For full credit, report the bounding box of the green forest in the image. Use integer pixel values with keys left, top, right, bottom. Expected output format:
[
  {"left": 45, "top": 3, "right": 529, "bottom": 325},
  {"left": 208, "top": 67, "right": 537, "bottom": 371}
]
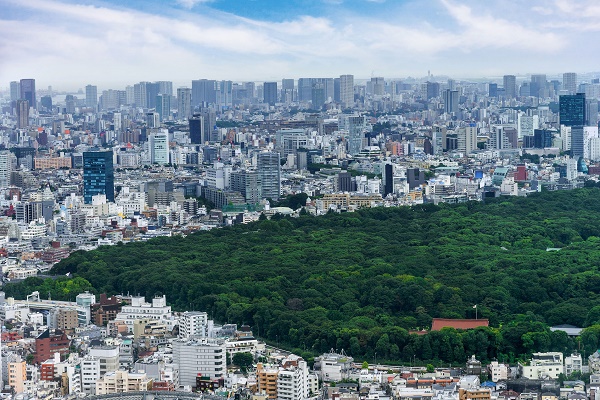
[{"left": 8, "top": 188, "right": 600, "bottom": 365}]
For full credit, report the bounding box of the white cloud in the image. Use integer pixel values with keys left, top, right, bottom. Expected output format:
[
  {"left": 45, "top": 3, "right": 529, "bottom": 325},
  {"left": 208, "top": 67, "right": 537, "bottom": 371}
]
[
  {"left": 176, "top": 0, "right": 212, "bottom": 9},
  {"left": 0, "top": 0, "right": 595, "bottom": 90}
]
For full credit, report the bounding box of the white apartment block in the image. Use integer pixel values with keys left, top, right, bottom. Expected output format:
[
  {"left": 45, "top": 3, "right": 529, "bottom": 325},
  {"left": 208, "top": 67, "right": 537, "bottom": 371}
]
[
  {"left": 88, "top": 346, "right": 119, "bottom": 376},
  {"left": 277, "top": 358, "right": 309, "bottom": 400},
  {"left": 80, "top": 356, "right": 100, "bottom": 395},
  {"left": 178, "top": 311, "right": 213, "bottom": 339}
]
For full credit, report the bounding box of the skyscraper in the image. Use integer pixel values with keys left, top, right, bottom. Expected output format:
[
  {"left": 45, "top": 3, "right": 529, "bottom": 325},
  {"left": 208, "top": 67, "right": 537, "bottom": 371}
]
[
  {"left": 370, "top": 77, "right": 385, "bottom": 96},
  {"left": 155, "top": 94, "right": 171, "bottom": 122},
  {"left": 192, "top": 79, "right": 218, "bottom": 108},
  {"left": 281, "top": 79, "right": 294, "bottom": 103},
  {"left": 530, "top": 74, "right": 547, "bottom": 98},
  {"left": 560, "top": 94, "right": 586, "bottom": 127},
  {"left": 189, "top": 109, "right": 216, "bottom": 144},
  {"left": 149, "top": 129, "right": 169, "bottom": 165},
  {"left": 146, "top": 112, "right": 160, "bottom": 128},
  {"left": 85, "top": 85, "right": 98, "bottom": 109},
  {"left": 83, "top": 151, "right": 114, "bottom": 204},
  {"left": 177, "top": 88, "right": 192, "bottom": 120},
  {"left": 156, "top": 81, "right": 173, "bottom": 96},
  {"left": 258, "top": 152, "right": 281, "bottom": 201},
  {"left": 263, "top": 82, "right": 278, "bottom": 106},
  {"left": 20, "top": 79, "right": 36, "bottom": 109},
  {"left": 503, "top": 75, "right": 516, "bottom": 98},
  {"left": 586, "top": 99, "right": 599, "bottom": 127},
  {"left": 16, "top": 100, "right": 29, "bottom": 129},
  {"left": 426, "top": 82, "right": 440, "bottom": 99},
  {"left": 311, "top": 83, "right": 326, "bottom": 109},
  {"left": 10, "top": 81, "right": 20, "bottom": 102},
  {"left": 563, "top": 73, "right": 577, "bottom": 95},
  {"left": 134, "top": 82, "right": 148, "bottom": 108},
  {"left": 443, "top": 89, "right": 459, "bottom": 114},
  {"left": 341, "top": 115, "right": 367, "bottom": 156},
  {"left": 457, "top": 124, "right": 477, "bottom": 154},
  {"left": 340, "top": 75, "right": 354, "bottom": 108}
]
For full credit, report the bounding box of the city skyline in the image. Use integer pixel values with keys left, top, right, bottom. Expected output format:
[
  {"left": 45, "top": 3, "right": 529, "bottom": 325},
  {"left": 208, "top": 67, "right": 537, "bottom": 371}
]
[{"left": 2, "top": 0, "right": 600, "bottom": 90}]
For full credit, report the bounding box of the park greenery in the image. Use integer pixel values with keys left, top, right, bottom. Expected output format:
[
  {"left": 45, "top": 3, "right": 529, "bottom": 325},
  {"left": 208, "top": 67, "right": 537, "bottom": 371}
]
[{"left": 8, "top": 189, "right": 600, "bottom": 365}]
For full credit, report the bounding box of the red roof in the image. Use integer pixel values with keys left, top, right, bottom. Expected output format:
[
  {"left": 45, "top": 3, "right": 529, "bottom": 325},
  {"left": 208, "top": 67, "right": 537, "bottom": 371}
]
[{"left": 431, "top": 318, "right": 489, "bottom": 331}]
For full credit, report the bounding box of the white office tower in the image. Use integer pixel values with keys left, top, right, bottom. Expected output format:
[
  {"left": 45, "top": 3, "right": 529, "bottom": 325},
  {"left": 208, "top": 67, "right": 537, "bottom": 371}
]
[
  {"left": 518, "top": 114, "right": 539, "bottom": 138},
  {"left": 149, "top": 129, "right": 169, "bottom": 165},
  {"left": 179, "top": 311, "right": 214, "bottom": 339},
  {"left": 0, "top": 151, "right": 11, "bottom": 188},
  {"left": 172, "top": 338, "right": 226, "bottom": 386},
  {"left": 457, "top": 124, "right": 478, "bottom": 154},
  {"left": 340, "top": 75, "right": 354, "bottom": 108},
  {"left": 277, "top": 356, "right": 309, "bottom": 400}
]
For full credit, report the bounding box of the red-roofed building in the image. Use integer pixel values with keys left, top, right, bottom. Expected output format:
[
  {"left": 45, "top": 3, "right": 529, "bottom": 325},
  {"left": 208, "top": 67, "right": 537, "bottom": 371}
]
[{"left": 431, "top": 319, "right": 489, "bottom": 331}]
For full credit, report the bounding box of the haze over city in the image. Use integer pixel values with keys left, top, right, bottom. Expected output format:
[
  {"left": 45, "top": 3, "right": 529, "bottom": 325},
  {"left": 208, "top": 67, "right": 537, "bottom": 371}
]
[{"left": 2, "top": 0, "right": 600, "bottom": 90}]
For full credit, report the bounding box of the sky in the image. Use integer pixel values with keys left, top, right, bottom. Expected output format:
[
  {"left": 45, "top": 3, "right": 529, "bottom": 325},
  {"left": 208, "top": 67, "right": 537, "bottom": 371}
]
[{"left": 1, "top": 0, "right": 599, "bottom": 91}]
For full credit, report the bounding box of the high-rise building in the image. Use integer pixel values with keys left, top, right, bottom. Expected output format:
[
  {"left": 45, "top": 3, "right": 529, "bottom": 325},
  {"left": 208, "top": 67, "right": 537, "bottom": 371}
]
[
  {"left": 503, "top": 75, "right": 516, "bottom": 98},
  {"left": 145, "top": 82, "right": 160, "bottom": 109},
  {"left": 83, "top": 151, "right": 114, "bottom": 203},
  {"left": 563, "top": 73, "right": 577, "bottom": 95},
  {"left": 560, "top": 93, "right": 586, "bottom": 127},
  {"left": 488, "top": 83, "right": 498, "bottom": 97},
  {"left": 281, "top": 79, "right": 294, "bottom": 103},
  {"left": 192, "top": 79, "right": 218, "bottom": 108},
  {"left": 311, "top": 83, "right": 326, "bottom": 108},
  {"left": 0, "top": 151, "right": 12, "bottom": 187},
  {"left": 258, "top": 152, "right": 281, "bottom": 201},
  {"left": 16, "top": 100, "right": 29, "bottom": 129},
  {"left": 133, "top": 82, "right": 148, "bottom": 108},
  {"left": 586, "top": 99, "right": 599, "bottom": 127},
  {"left": 220, "top": 80, "right": 233, "bottom": 107},
  {"left": 156, "top": 81, "right": 173, "bottom": 96},
  {"left": 85, "top": 85, "right": 98, "bottom": 109},
  {"left": 533, "top": 129, "right": 553, "bottom": 148},
  {"left": 40, "top": 96, "right": 52, "bottom": 112},
  {"left": 340, "top": 74, "right": 354, "bottom": 108},
  {"left": 146, "top": 112, "right": 160, "bottom": 128},
  {"left": 155, "top": 94, "right": 171, "bottom": 122},
  {"left": 457, "top": 124, "right": 477, "bottom": 154},
  {"left": 149, "top": 129, "right": 169, "bottom": 165},
  {"left": 172, "top": 338, "right": 226, "bottom": 385},
  {"left": 443, "top": 89, "right": 459, "bottom": 114},
  {"left": 20, "top": 79, "right": 36, "bottom": 109},
  {"left": 530, "top": 74, "right": 547, "bottom": 98},
  {"left": 189, "top": 109, "right": 216, "bottom": 144},
  {"left": 370, "top": 77, "right": 385, "bottom": 96},
  {"left": 571, "top": 126, "right": 585, "bottom": 158},
  {"left": 383, "top": 163, "right": 393, "bottom": 196},
  {"left": 263, "top": 82, "right": 278, "bottom": 106},
  {"left": 10, "top": 81, "right": 20, "bottom": 102},
  {"left": 177, "top": 88, "right": 192, "bottom": 120},
  {"left": 341, "top": 115, "right": 367, "bottom": 155},
  {"left": 426, "top": 82, "right": 440, "bottom": 99}
]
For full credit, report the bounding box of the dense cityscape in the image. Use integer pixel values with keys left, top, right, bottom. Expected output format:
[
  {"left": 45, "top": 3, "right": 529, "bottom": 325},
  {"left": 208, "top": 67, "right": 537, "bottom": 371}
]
[{"left": 0, "top": 70, "right": 598, "bottom": 400}]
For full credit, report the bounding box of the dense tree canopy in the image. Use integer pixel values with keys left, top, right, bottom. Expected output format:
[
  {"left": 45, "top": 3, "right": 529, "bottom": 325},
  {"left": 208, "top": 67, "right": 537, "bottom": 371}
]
[{"left": 8, "top": 188, "right": 600, "bottom": 364}]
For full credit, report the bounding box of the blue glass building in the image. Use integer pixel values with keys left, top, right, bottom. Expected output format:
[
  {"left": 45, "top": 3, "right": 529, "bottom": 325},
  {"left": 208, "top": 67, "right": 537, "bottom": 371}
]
[{"left": 83, "top": 151, "right": 114, "bottom": 204}]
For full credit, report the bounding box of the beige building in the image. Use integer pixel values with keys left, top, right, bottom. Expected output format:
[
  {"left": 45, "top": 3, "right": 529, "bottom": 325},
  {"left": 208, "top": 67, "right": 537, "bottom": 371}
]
[
  {"left": 34, "top": 157, "right": 72, "bottom": 170},
  {"left": 459, "top": 388, "right": 491, "bottom": 400},
  {"left": 320, "top": 193, "right": 382, "bottom": 210},
  {"left": 96, "top": 370, "right": 152, "bottom": 394},
  {"left": 8, "top": 360, "right": 27, "bottom": 393},
  {"left": 257, "top": 363, "right": 279, "bottom": 399}
]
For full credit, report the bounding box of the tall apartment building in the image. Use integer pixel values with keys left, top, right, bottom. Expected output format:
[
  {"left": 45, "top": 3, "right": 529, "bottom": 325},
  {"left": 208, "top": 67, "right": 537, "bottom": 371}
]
[
  {"left": 85, "top": 84, "right": 98, "bottom": 109},
  {"left": 340, "top": 74, "right": 354, "bottom": 108},
  {"left": 563, "top": 73, "right": 577, "bottom": 95},
  {"left": 503, "top": 75, "right": 516, "bottom": 98},
  {"left": 179, "top": 311, "right": 214, "bottom": 339},
  {"left": 258, "top": 152, "right": 281, "bottom": 201}
]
